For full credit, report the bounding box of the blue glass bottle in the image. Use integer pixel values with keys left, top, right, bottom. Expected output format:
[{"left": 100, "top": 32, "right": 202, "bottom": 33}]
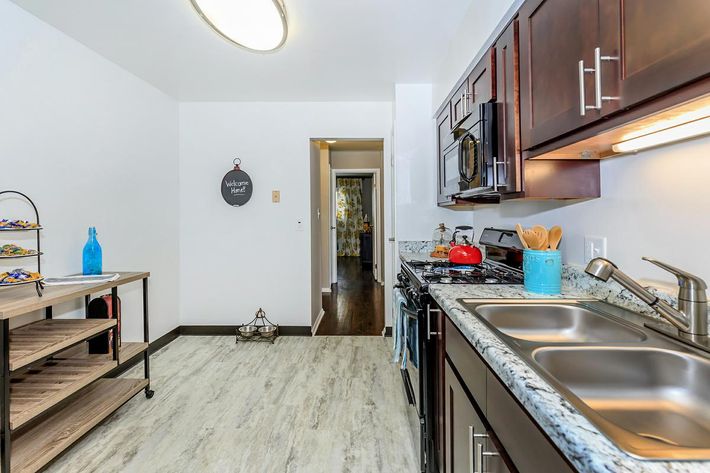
[{"left": 82, "top": 227, "right": 103, "bottom": 275}]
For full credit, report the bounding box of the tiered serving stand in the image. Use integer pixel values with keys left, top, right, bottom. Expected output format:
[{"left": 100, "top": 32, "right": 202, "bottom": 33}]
[{"left": 0, "top": 191, "right": 44, "bottom": 297}]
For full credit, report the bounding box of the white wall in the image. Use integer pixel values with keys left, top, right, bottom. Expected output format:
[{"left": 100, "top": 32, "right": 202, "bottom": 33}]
[
  {"left": 178, "top": 102, "right": 393, "bottom": 327},
  {"left": 472, "top": 135, "right": 710, "bottom": 284},
  {"left": 394, "top": 84, "right": 473, "bottom": 241},
  {"left": 432, "top": 0, "right": 516, "bottom": 109},
  {"left": 0, "top": 0, "right": 180, "bottom": 341}
]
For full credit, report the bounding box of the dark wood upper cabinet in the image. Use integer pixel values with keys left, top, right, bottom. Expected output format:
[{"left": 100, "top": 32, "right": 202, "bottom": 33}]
[
  {"left": 467, "top": 48, "right": 496, "bottom": 114},
  {"left": 437, "top": 105, "right": 460, "bottom": 205},
  {"left": 519, "top": 0, "right": 601, "bottom": 149},
  {"left": 494, "top": 19, "right": 521, "bottom": 194},
  {"left": 519, "top": 0, "right": 710, "bottom": 151},
  {"left": 602, "top": 0, "right": 710, "bottom": 109}
]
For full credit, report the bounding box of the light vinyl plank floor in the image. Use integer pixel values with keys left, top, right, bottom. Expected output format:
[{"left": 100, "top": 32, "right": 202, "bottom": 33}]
[{"left": 45, "top": 336, "right": 419, "bottom": 473}]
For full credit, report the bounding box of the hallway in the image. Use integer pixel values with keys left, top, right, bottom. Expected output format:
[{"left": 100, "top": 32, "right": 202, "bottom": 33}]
[{"left": 317, "top": 257, "right": 384, "bottom": 335}]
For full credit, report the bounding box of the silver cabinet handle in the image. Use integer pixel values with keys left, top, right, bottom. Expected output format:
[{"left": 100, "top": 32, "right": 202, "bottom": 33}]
[
  {"left": 472, "top": 432, "right": 488, "bottom": 473},
  {"left": 475, "top": 441, "right": 484, "bottom": 473},
  {"left": 492, "top": 160, "right": 506, "bottom": 192},
  {"left": 469, "top": 426, "right": 475, "bottom": 473},
  {"left": 427, "top": 305, "right": 441, "bottom": 340},
  {"left": 593, "top": 47, "right": 620, "bottom": 109},
  {"left": 578, "top": 59, "right": 596, "bottom": 116},
  {"left": 461, "top": 91, "right": 473, "bottom": 117},
  {"left": 473, "top": 433, "right": 497, "bottom": 473},
  {"left": 580, "top": 48, "right": 619, "bottom": 116}
]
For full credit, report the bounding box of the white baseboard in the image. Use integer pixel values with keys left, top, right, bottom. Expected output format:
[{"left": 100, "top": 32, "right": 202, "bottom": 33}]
[
  {"left": 321, "top": 287, "right": 331, "bottom": 293},
  {"left": 312, "top": 308, "right": 325, "bottom": 336}
]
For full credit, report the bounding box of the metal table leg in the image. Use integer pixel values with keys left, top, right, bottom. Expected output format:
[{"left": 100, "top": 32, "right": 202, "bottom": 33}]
[
  {"left": 142, "top": 278, "right": 154, "bottom": 399},
  {"left": 1, "top": 319, "right": 10, "bottom": 473},
  {"left": 111, "top": 287, "right": 119, "bottom": 363}
]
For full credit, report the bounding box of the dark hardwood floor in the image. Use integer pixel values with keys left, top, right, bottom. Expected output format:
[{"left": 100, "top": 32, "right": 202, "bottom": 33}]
[{"left": 317, "top": 256, "right": 384, "bottom": 336}]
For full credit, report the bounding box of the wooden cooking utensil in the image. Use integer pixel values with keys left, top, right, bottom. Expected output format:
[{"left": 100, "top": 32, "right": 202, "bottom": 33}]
[
  {"left": 522, "top": 229, "right": 542, "bottom": 250},
  {"left": 548, "top": 225, "right": 563, "bottom": 251},
  {"left": 516, "top": 224, "right": 529, "bottom": 249},
  {"left": 532, "top": 225, "right": 549, "bottom": 250}
]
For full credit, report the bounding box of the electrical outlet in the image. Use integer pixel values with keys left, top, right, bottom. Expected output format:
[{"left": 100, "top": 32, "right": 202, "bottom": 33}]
[
  {"left": 584, "top": 236, "right": 607, "bottom": 263},
  {"left": 272, "top": 190, "right": 280, "bottom": 203},
  {"left": 296, "top": 220, "right": 304, "bottom": 232}
]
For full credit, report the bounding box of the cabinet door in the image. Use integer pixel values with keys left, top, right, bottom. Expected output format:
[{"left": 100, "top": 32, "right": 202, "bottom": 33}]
[
  {"left": 519, "top": 0, "right": 600, "bottom": 149},
  {"left": 437, "top": 106, "right": 458, "bottom": 204},
  {"left": 601, "top": 0, "right": 710, "bottom": 109},
  {"left": 444, "top": 359, "right": 486, "bottom": 473},
  {"left": 494, "top": 19, "right": 521, "bottom": 194},
  {"left": 468, "top": 49, "right": 496, "bottom": 110}
]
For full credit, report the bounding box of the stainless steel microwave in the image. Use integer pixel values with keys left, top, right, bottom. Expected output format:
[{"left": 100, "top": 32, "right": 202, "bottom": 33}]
[{"left": 454, "top": 102, "right": 498, "bottom": 198}]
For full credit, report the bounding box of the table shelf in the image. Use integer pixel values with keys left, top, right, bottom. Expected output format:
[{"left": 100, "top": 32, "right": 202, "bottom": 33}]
[
  {"left": 9, "top": 319, "right": 117, "bottom": 372},
  {"left": 11, "top": 378, "right": 148, "bottom": 473},
  {"left": 10, "top": 356, "right": 118, "bottom": 430}
]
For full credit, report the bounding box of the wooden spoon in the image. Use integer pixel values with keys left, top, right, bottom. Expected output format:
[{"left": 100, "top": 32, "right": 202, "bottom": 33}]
[
  {"left": 532, "top": 225, "right": 549, "bottom": 250},
  {"left": 548, "top": 225, "right": 563, "bottom": 250},
  {"left": 516, "top": 223, "right": 529, "bottom": 249},
  {"left": 522, "top": 229, "right": 541, "bottom": 250}
]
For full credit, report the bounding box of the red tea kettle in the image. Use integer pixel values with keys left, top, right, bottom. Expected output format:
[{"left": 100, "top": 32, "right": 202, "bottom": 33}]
[{"left": 449, "top": 226, "right": 483, "bottom": 264}]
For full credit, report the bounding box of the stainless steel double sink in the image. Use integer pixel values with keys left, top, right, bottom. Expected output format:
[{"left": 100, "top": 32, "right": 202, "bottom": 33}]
[{"left": 459, "top": 299, "right": 710, "bottom": 460}]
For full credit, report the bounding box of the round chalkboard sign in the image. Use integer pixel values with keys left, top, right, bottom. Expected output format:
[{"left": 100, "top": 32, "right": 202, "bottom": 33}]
[{"left": 221, "top": 158, "right": 253, "bottom": 207}]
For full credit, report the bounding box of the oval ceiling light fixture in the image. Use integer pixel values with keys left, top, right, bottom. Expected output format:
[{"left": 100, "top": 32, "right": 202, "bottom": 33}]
[{"left": 190, "top": 0, "right": 288, "bottom": 52}]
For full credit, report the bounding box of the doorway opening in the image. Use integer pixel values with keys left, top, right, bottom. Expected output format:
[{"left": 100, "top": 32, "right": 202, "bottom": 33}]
[{"left": 309, "top": 139, "right": 385, "bottom": 336}]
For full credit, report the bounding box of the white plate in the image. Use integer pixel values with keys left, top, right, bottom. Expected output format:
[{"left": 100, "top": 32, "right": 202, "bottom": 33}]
[
  {"left": 0, "top": 250, "right": 41, "bottom": 259},
  {"left": 0, "top": 225, "right": 43, "bottom": 231},
  {"left": 0, "top": 277, "right": 44, "bottom": 287}
]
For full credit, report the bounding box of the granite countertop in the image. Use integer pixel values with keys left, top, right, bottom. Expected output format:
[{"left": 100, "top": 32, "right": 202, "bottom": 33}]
[{"left": 396, "top": 247, "right": 709, "bottom": 472}]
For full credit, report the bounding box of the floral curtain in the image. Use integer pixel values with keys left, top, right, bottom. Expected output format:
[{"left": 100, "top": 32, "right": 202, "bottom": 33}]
[{"left": 336, "top": 178, "right": 364, "bottom": 257}]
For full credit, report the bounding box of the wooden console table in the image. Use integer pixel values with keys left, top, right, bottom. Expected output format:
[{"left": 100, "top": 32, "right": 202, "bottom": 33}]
[{"left": 0, "top": 272, "right": 152, "bottom": 473}]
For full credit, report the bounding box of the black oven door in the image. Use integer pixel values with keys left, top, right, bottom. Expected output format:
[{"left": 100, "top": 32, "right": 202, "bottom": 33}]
[{"left": 397, "top": 286, "right": 428, "bottom": 473}]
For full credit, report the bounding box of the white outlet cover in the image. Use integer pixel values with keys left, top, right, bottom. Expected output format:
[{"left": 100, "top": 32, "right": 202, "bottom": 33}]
[
  {"left": 584, "top": 236, "right": 607, "bottom": 263},
  {"left": 296, "top": 220, "right": 305, "bottom": 232}
]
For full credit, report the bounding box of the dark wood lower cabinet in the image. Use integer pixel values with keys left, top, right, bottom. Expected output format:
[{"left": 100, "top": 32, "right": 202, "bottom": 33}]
[
  {"left": 445, "top": 359, "right": 488, "bottom": 473},
  {"left": 445, "top": 359, "right": 512, "bottom": 473},
  {"left": 442, "top": 316, "right": 577, "bottom": 473}
]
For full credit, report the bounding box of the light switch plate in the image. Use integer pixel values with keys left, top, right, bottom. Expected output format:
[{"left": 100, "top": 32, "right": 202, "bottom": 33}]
[
  {"left": 584, "top": 236, "right": 607, "bottom": 263},
  {"left": 272, "top": 190, "right": 280, "bottom": 203},
  {"left": 296, "top": 220, "right": 304, "bottom": 232}
]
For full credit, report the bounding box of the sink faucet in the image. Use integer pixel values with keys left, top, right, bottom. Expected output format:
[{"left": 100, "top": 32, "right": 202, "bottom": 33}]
[{"left": 585, "top": 257, "right": 708, "bottom": 336}]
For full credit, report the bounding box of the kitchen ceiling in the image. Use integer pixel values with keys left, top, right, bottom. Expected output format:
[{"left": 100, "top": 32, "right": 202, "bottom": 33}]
[{"left": 11, "top": 0, "right": 473, "bottom": 101}]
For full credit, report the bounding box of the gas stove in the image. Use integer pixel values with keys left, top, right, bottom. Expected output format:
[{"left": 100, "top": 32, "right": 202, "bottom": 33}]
[
  {"left": 406, "top": 260, "right": 523, "bottom": 286},
  {"left": 398, "top": 228, "right": 525, "bottom": 292},
  {"left": 395, "top": 227, "right": 525, "bottom": 473}
]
